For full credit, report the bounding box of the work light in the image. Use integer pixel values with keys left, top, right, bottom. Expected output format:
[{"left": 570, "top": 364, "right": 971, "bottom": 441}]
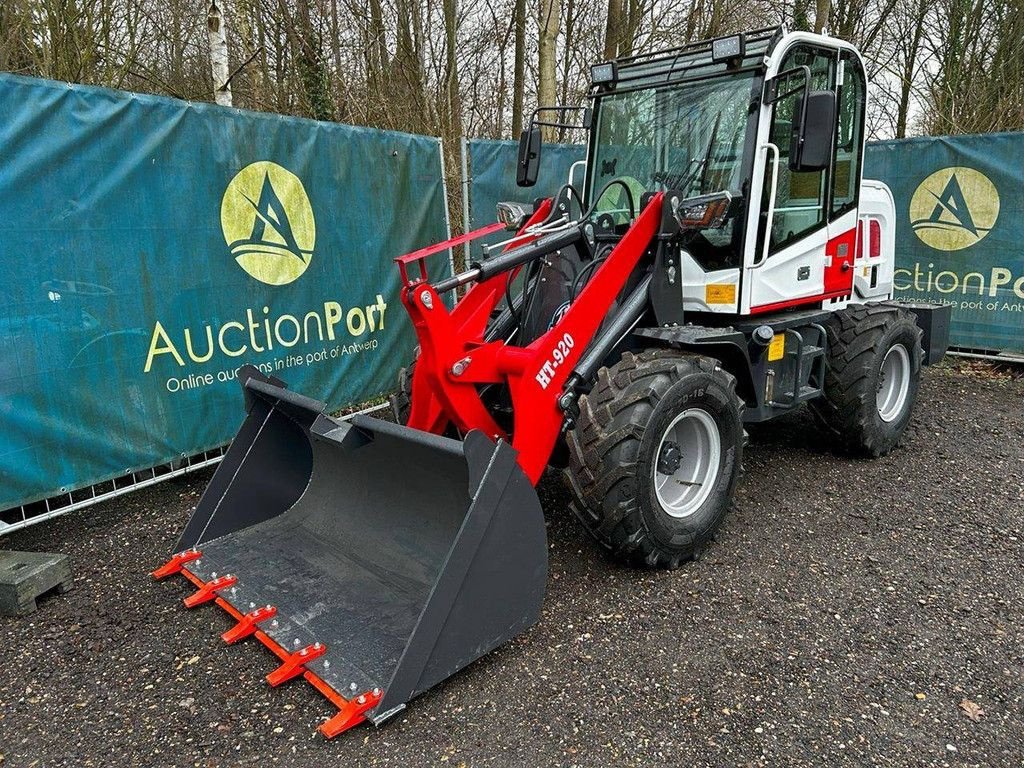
[
  {"left": 590, "top": 61, "right": 618, "bottom": 86},
  {"left": 712, "top": 34, "right": 745, "bottom": 63}
]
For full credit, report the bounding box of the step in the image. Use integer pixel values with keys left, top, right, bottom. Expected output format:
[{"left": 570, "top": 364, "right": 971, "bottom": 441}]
[{"left": 796, "top": 384, "right": 822, "bottom": 402}]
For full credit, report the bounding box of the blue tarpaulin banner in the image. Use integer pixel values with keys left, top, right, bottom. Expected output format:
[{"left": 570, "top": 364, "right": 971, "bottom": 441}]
[
  {"left": 863, "top": 133, "right": 1024, "bottom": 355},
  {"left": 467, "top": 135, "right": 1024, "bottom": 355},
  {"left": 465, "top": 139, "right": 585, "bottom": 260},
  {"left": 0, "top": 73, "right": 450, "bottom": 512}
]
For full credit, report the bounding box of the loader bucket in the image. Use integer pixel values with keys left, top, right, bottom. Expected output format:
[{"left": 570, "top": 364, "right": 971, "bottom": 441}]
[{"left": 155, "top": 366, "right": 547, "bottom": 737}]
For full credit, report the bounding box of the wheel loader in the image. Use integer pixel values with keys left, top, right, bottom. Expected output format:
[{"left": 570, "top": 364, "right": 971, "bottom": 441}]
[{"left": 153, "top": 26, "right": 950, "bottom": 738}]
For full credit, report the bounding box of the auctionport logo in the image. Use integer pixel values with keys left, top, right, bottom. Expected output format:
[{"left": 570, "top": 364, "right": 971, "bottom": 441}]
[
  {"left": 909, "top": 166, "right": 999, "bottom": 251},
  {"left": 221, "top": 161, "right": 316, "bottom": 285}
]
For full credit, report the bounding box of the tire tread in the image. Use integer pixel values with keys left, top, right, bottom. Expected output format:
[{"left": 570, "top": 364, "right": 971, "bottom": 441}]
[
  {"left": 810, "top": 304, "right": 923, "bottom": 457},
  {"left": 564, "top": 349, "right": 741, "bottom": 569}
]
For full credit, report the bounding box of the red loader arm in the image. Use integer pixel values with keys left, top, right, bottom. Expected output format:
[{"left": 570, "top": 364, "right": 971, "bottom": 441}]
[{"left": 395, "top": 193, "right": 665, "bottom": 485}]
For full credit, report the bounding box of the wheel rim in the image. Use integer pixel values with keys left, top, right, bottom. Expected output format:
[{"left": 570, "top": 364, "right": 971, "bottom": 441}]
[
  {"left": 653, "top": 408, "right": 722, "bottom": 519},
  {"left": 876, "top": 343, "right": 911, "bottom": 423}
]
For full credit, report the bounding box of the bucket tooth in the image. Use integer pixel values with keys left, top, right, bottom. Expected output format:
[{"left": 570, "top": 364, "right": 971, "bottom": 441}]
[
  {"left": 151, "top": 548, "right": 201, "bottom": 580},
  {"left": 222, "top": 604, "right": 277, "bottom": 644},
  {"left": 182, "top": 574, "right": 237, "bottom": 608},
  {"left": 320, "top": 688, "right": 384, "bottom": 739},
  {"left": 267, "top": 642, "right": 327, "bottom": 687}
]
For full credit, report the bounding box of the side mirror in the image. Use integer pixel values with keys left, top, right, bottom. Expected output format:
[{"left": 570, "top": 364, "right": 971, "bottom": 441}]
[
  {"left": 789, "top": 90, "right": 836, "bottom": 172},
  {"left": 516, "top": 127, "right": 541, "bottom": 187}
]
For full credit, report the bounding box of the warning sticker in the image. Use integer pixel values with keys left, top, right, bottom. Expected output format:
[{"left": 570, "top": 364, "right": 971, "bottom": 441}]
[
  {"left": 768, "top": 333, "right": 785, "bottom": 362},
  {"left": 705, "top": 283, "right": 736, "bottom": 304}
]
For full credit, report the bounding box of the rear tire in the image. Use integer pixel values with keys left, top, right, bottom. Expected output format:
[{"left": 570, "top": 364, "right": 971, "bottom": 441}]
[
  {"left": 811, "top": 305, "right": 923, "bottom": 457},
  {"left": 564, "top": 349, "right": 743, "bottom": 569}
]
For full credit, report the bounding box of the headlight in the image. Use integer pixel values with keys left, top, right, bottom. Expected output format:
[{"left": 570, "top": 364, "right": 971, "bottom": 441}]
[
  {"left": 496, "top": 201, "right": 531, "bottom": 231},
  {"left": 671, "top": 191, "right": 733, "bottom": 230}
]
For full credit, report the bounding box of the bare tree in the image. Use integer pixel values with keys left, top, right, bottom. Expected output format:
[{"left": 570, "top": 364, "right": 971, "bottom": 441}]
[
  {"left": 537, "top": 0, "right": 559, "bottom": 139},
  {"left": 2, "top": 0, "right": 1019, "bottom": 155},
  {"left": 511, "top": 0, "right": 527, "bottom": 137}
]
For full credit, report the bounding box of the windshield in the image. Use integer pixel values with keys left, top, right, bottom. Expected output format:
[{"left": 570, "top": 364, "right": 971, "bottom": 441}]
[{"left": 588, "top": 72, "right": 755, "bottom": 221}]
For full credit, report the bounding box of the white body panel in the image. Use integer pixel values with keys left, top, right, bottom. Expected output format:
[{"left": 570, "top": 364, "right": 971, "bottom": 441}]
[
  {"left": 680, "top": 252, "right": 740, "bottom": 313},
  {"left": 747, "top": 225, "right": 828, "bottom": 309},
  {"left": 854, "top": 180, "right": 896, "bottom": 301}
]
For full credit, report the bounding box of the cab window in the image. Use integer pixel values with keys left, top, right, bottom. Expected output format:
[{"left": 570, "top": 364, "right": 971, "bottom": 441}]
[
  {"left": 831, "top": 51, "right": 865, "bottom": 216},
  {"left": 763, "top": 46, "right": 836, "bottom": 253}
]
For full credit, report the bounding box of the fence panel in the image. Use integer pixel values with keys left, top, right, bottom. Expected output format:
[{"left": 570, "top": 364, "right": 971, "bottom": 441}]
[
  {"left": 864, "top": 133, "right": 1024, "bottom": 355},
  {"left": 0, "top": 74, "right": 450, "bottom": 520}
]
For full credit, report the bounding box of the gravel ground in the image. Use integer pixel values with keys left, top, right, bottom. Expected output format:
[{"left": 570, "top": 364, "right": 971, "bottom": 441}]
[{"left": 1, "top": 364, "right": 1022, "bottom": 767}]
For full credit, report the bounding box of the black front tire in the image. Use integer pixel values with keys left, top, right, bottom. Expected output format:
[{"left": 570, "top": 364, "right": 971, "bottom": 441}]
[
  {"left": 564, "top": 349, "right": 744, "bottom": 569},
  {"left": 811, "top": 305, "right": 923, "bottom": 457}
]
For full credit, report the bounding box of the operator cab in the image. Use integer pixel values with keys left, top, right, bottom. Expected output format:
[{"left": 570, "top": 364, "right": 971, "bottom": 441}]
[{"left": 516, "top": 27, "right": 882, "bottom": 324}]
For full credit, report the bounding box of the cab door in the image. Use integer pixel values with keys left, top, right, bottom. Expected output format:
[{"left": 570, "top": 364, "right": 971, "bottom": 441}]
[
  {"left": 824, "top": 49, "right": 867, "bottom": 300},
  {"left": 744, "top": 43, "right": 839, "bottom": 313}
]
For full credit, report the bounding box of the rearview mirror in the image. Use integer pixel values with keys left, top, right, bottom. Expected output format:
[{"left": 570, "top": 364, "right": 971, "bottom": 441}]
[
  {"left": 516, "top": 127, "right": 541, "bottom": 187},
  {"left": 789, "top": 90, "right": 836, "bottom": 172}
]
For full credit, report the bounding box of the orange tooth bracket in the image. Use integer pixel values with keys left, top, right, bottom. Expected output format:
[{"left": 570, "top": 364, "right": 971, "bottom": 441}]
[
  {"left": 222, "top": 604, "right": 278, "bottom": 644},
  {"left": 154, "top": 563, "right": 382, "bottom": 738},
  {"left": 183, "top": 574, "right": 238, "bottom": 607},
  {"left": 320, "top": 687, "right": 384, "bottom": 739},
  {"left": 151, "top": 549, "right": 201, "bottom": 579},
  {"left": 266, "top": 642, "right": 328, "bottom": 687}
]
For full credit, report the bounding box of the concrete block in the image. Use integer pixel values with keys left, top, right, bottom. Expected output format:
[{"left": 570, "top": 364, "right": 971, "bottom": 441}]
[{"left": 0, "top": 550, "right": 72, "bottom": 617}]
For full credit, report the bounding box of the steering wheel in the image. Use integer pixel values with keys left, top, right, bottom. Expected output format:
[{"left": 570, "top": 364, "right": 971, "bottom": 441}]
[{"left": 591, "top": 175, "right": 647, "bottom": 224}]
